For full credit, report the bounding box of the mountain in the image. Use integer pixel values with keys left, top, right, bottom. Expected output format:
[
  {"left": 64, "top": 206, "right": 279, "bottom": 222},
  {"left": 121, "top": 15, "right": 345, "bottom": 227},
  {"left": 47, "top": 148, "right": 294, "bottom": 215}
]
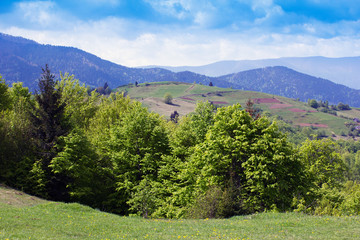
[
  {"left": 145, "top": 56, "right": 360, "bottom": 90},
  {"left": 0, "top": 33, "right": 211, "bottom": 90},
  {"left": 212, "top": 66, "right": 360, "bottom": 107},
  {"left": 2, "top": 32, "right": 360, "bottom": 107}
]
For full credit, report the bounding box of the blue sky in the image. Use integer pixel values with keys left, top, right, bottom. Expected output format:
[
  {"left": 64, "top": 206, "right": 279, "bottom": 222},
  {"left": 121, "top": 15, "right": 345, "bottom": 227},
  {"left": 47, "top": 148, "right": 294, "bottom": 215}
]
[{"left": 1, "top": 0, "right": 360, "bottom": 66}]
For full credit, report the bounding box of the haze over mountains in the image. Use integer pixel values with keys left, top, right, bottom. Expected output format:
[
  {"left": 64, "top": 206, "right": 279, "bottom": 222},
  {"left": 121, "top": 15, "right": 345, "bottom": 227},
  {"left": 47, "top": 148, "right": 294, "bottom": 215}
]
[
  {"left": 145, "top": 56, "right": 360, "bottom": 90},
  {"left": 1, "top": 32, "right": 360, "bottom": 107}
]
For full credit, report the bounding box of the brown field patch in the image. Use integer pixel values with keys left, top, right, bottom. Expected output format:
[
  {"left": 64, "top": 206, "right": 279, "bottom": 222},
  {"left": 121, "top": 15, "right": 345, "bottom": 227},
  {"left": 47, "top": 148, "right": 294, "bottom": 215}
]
[
  {"left": 270, "top": 104, "right": 293, "bottom": 109},
  {"left": 140, "top": 97, "right": 196, "bottom": 117}
]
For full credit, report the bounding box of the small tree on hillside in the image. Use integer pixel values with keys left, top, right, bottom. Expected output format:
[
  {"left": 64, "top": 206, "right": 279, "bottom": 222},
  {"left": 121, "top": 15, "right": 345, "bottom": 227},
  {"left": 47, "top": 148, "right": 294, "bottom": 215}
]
[{"left": 164, "top": 93, "right": 173, "bottom": 104}]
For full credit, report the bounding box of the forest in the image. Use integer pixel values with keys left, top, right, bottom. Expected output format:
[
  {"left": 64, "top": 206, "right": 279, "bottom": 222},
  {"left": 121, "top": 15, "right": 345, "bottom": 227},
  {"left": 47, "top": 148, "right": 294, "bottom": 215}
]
[{"left": 1, "top": 65, "right": 360, "bottom": 219}]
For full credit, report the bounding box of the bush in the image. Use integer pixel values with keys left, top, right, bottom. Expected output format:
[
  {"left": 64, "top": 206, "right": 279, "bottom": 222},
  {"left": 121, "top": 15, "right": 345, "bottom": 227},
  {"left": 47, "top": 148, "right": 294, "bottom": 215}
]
[
  {"left": 185, "top": 186, "right": 236, "bottom": 219},
  {"left": 164, "top": 93, "right": 173, "bottom": 104}
]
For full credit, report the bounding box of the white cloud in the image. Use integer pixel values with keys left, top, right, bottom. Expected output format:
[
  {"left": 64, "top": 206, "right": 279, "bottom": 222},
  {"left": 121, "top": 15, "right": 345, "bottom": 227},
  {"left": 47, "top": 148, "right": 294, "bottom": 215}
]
[{"left": 1, "top": 0, "right": 360, "bottom": 67}]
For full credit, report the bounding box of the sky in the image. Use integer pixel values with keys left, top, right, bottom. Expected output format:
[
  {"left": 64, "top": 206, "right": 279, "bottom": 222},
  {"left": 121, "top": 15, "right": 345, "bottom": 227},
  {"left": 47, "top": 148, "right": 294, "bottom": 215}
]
[{"left": 1, "top": 0, "right": 360, "bottom": 67}]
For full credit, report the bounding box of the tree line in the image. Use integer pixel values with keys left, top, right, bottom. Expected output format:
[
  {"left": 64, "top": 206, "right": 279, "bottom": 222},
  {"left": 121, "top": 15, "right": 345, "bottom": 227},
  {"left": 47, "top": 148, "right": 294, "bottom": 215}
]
[{"left": 1, "top": 66, "right": 360, "bottom": 218}]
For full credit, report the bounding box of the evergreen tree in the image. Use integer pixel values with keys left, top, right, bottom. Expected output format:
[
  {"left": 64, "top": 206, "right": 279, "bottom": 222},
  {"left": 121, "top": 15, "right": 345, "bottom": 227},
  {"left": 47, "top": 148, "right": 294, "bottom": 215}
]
[{"left": 29, "top": 65, "right": 69, "bottom": 200}]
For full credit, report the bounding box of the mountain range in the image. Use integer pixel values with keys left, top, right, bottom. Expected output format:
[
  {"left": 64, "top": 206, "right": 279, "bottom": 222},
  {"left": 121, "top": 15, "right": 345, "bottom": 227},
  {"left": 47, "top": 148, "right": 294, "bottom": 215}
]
[
  {"left": 145, "top": 56, "right": 360, "bottom": 90},
  {"left": 1, "top": 32, "right": 360, "bottom": 107}
]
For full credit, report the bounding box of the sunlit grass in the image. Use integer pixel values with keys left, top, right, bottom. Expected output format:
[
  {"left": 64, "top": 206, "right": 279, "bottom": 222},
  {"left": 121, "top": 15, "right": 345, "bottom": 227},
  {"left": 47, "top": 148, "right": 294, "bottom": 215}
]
[{"left": 1, "top": 202, "right": 360, "bottom": 239}]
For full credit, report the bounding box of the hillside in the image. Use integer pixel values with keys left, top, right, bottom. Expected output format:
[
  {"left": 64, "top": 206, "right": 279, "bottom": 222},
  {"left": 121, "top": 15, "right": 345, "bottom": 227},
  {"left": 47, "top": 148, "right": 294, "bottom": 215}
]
[
  {"left": 0, "top": 33, "right": 211, "bottom": 90},
  {"left": 147, "top": 56, "right": 360, "bottom": 90},
  {"left": 214, "top": 66, "right": 360, "bottom": 107},
  {"left": 2, "top": 33, "right": 360, "bottom": 106},
  {"left": 118, "top": 82, "right": 360, "bottom": 137},
  {"left": 1, "top": 185, "right": 359, "bottom": 239}
]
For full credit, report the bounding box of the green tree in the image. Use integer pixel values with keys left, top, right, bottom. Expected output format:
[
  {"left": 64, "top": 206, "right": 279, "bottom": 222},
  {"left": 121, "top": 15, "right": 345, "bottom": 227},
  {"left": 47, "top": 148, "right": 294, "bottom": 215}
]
[
  {"left": 164, "top": 93, "right": 173, "bottom": 104},
  {"left": 308, "top": 99, "right": 319, "bottom": 109},
  {"left": 299, "top": 139, "right": 346, "bottom": 189},
  {"left": 186, "top": 104, "right": 304, "bottom": 216},
  {"left": 28, "top": 65, "right": 69, "bottom": 199},
  {"left": 0, "top": 81, "right": 34, "bottom": 190},
  {"left": 56, "top": 72, "right": 99, "bottom": 128},
  {"left": 0, "top": 75, "right": 11, "bottom": 111}
]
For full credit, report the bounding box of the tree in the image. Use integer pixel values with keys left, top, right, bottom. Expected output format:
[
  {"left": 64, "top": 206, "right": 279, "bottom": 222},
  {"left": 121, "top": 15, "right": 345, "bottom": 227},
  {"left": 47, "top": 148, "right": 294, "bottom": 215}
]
[
  {"left": 56, "top": 73, "right": 99, "bottom": 128},
  {"left": 299, "top": 139, "right": 346, "bottom": 189},
  {"left": 164, "top": 93, "right": 173, "bottom": 104},
  {"left": 28, "top": 65, "right": 69, "bottom": 199},
  {"left": 0, "top": 75, "right": 10, "bottom": 111},
  {"left": 170, "top": 110, "right": 179, "bottom": 123},
  {"left": 186, "top": 104, "right": 304, "bottom": 215},
  {"left": 308, "top": 99, "right": 319, "bottom": 109},
  {"left": 245, "top": 98, "right": 260, "bottom": 119},
  {"left": 0, "top": 82, "right": 34, "bottom": 189}
]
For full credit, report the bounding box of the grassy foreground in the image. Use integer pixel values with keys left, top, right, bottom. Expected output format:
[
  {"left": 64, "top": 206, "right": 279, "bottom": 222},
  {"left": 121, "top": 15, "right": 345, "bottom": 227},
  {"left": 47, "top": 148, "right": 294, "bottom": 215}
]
[{"left": 1, "top": 201, "right": 360, "bottom": 240}]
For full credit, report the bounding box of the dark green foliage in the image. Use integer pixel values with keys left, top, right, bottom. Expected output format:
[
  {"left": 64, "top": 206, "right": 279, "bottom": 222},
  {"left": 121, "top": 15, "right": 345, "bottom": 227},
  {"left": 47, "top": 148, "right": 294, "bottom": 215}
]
[
  {"left": 337, "top": 102, "right": 351, "bottom": 110},
  {"left": 308, "top": 99, "right": 319, "bottom": 108},
  {"left": 28, "top": 65, "right": 69, "bottom": 200},
  {"left": 164, "top": 93, "right": 173, "bottom": 104}
]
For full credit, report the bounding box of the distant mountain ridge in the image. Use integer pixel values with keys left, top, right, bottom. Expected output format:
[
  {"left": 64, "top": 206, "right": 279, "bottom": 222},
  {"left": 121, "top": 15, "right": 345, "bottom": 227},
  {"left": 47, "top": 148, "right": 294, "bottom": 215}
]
[
  {"left": 0, "top": 33, "right": 211, "bottom": 90},
  {"left": 145, "top": 56, "right": 360, "bottom": 90},
  {"left": 2, "top": 32, "right": 360, "bottom": 107}
]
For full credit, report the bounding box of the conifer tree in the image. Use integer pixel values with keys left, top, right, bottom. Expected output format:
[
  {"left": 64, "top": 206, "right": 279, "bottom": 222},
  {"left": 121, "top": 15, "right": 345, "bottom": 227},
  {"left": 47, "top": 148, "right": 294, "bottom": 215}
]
[{"left": 29, "top": 65, "right": 69, "bottom": 200}]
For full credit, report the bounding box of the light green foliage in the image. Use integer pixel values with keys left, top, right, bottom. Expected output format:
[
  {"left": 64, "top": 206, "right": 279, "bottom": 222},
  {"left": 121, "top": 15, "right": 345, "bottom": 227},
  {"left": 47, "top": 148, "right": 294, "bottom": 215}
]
[
  {"left": 56, "top": 73, "right": 99, "bottom": 128},
  {"left": 299, "top": 139, "right": 346, "bottom": 189},
  {"left": 0, "top": 75, "right": 11, "bottom": 111},
  {"left": 187, "top": 104, "right": 304, "bottom": 215},
  {"left": 107, "top": 101, "right": 170, "bottom": 202},
  {"left": 0, "top": 81, "right": 34, "bottom": 189}
]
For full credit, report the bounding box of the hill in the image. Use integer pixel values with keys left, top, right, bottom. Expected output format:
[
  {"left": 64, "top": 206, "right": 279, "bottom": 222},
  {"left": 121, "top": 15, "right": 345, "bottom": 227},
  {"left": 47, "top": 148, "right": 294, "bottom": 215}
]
[
  {"left": 2, "top": 32, "right": 360, "bottom": 106},
  {"left": 147, "top": 56, "right": 360, "bottom": 90},
  {"left": 0, "top": 33, "right": 211, "bottom": 90},
  {"left": 213, "top": 66, "right": 360, "bottom": 107},
  {"left": 118, "top": 82, "right": 360, "bottom": 138}
]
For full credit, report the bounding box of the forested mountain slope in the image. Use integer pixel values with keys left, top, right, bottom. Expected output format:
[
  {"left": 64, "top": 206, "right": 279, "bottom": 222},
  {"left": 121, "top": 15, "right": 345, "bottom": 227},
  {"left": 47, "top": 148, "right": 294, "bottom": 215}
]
[
  {"left": 213, "top": 66, "right": 360, "bottom": 107},
  {"left": 1, "top": 33, "right": 360, "bottom": 106}
]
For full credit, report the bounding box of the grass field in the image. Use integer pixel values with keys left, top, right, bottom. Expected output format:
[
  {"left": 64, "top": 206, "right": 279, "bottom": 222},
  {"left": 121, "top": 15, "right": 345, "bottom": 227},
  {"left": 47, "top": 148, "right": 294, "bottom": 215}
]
[
  {"left": 116, "top": 82, "right": 360, "bottom": 137},
  {"left": 2, "top": 202, "right": 360, "bottom": 239},
  {"left": 1, "top": 185, "right": 360, "bottom": 239}
]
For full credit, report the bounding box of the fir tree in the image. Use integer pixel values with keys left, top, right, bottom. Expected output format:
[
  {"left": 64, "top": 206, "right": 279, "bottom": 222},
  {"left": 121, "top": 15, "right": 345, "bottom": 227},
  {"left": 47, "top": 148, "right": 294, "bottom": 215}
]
[{"left": 29, "top": 65, "right": 69, "bottom": 200}]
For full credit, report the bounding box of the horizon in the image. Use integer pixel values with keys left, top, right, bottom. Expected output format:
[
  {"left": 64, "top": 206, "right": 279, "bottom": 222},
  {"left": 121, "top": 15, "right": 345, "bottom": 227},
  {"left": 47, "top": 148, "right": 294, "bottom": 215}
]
[{"left": 1, "top": 1, "right": 360, "bottom": 67}]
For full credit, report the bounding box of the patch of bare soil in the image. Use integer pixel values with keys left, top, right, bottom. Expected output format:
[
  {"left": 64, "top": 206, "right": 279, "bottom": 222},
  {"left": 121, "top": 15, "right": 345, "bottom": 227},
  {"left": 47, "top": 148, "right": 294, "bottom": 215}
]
[
  {"left": 0, "top": 184, "right": 46, "bottom": 207},
  {"left": 140, "top": 97, "right": 196, "bottom": 118}
]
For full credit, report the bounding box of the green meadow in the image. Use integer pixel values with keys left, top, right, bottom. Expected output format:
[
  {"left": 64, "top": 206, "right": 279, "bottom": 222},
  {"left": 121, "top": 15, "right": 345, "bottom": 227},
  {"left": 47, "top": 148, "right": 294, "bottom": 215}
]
[{"left": 1, "top": 201, "right": 360, "bottom": 239}]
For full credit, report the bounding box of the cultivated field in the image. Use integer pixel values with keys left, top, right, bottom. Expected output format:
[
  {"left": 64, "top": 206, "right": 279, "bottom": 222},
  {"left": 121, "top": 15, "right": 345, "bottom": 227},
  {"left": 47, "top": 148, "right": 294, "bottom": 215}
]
[{"left": 116, "top": 82, "right": 360, "bottom": 137}]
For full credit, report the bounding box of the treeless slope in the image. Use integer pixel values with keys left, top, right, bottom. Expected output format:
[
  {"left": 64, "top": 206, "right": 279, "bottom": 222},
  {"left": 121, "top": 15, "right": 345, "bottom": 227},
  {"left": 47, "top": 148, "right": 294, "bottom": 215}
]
[
  {"left": 140, "top": 97, "right": 196, "bottom": 118},
  {"left": 0, "top": 184, "right": 46, "bottom": 207}
]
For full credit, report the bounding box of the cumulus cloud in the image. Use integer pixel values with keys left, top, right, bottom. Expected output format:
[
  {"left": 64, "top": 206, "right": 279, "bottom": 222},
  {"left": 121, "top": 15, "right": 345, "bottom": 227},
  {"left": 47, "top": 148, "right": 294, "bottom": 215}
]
[{"left": 1, "top": 0, "right": 360, "bottom": 66}]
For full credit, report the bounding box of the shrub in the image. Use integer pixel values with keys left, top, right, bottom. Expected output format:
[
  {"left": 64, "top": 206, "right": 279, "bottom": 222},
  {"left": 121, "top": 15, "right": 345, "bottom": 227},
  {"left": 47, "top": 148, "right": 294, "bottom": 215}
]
[{"left": 164, "top": 93, "right": 173, "bottom": 104}]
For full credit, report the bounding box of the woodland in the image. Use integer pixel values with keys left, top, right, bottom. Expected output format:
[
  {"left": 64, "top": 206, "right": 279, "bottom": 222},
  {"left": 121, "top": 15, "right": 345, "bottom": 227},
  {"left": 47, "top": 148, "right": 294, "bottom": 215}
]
[{"left": 1, "top": 65, "right": 360, "bottom": 219}]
